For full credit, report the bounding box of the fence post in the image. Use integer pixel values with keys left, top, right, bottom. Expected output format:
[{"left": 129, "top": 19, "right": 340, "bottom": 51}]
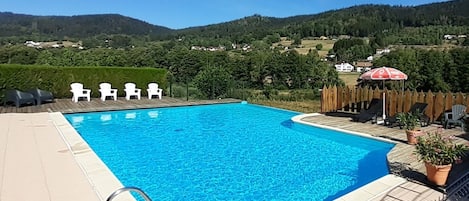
[
  {"left": 434, "top": 91, "right": 445, "bottom": 122},
  {"left": 320, "top": 86, "right": 326, "bottom": 113},
  {"left": 186, "top": 81, "right": 189, "bottom": 101}
]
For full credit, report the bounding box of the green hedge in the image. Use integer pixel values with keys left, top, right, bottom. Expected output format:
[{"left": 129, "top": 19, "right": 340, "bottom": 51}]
[{"left": 0, "top": 64, "right": 167, "bottom": 102}]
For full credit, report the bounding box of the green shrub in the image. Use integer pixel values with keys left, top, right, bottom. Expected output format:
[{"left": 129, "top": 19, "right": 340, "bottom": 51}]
[
  {"left": 262, "top": 86, "right": 278, "bottom": 99},
  {"left": 168, "top": 83, "right": 204, "bottom": 100},
  {"left": 0, "top": 64, "right": 167, "bottom": 102},
  {"left": 316, "top": 43, "right": 323, "bottom": 50},
  {"left": 228, "top": 89, "right": 252, "bottom": 100},
  {"left": 193, "top": 66, "right": 232, "bottom": 99}
]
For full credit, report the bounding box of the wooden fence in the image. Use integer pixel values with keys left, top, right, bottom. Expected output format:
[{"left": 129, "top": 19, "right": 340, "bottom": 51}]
[{"left": 321, "top": 86, "right": 469, "bottom": 122}]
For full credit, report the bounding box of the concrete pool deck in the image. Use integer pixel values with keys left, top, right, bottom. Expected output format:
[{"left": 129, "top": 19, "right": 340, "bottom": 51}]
[
  {"left": 1, "top": 98, "right": 467, "bottom": 200},
  {"left": 0, "top": 113, "right": 102, "bottom": 201}
]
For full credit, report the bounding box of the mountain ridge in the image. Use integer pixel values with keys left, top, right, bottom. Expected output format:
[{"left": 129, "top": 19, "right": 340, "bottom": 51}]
[
  {"left": 0, "top": 0, "right": 468, "bottom": 41},
  {"left": 0, "top": 11, "right": 173, "bottom": 38}
]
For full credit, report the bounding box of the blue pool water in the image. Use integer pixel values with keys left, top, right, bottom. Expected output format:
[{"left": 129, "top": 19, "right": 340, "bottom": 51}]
[{"left": 65, "top": 103, "right": 394, "bottom": 201}]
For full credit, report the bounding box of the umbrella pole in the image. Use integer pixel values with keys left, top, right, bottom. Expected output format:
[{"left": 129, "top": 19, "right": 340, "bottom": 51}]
[
  {"left": 382, "top": 80, "right": 386, "bottom": 122},
  {"left": 383, "top": 92, "right": 386, "bottom": 121}
]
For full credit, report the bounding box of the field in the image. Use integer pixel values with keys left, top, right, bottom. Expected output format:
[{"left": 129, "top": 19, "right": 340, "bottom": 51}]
[
  {"left": 248, "top": 73, "right": 358, "bottom": 113},
  {"left": 273, "top": 37, "right": 335, "bottom": 57},
  {"left": 296, "top": 39, "right": 335, "bottom": 56},
  {"left": 250, "top": 99, "right": 321, "bottom": 113},
  {"left": 339, "top": 72, "right": 360, "bottom": 87}
]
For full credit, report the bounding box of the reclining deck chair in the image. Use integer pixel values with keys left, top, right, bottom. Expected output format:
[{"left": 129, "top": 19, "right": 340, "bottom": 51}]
[
  {"left": 99, "top": 83, "right": 118, "bottom": 101},
  {"left": 124, "top": 83, "right": 141, "bottom": 100},
  {"left": 384, "top": 102, "right": 430, "bottom": 128},
  {"left": 27, "top": 88, "right": 54, "bottom": 105},
  {"left": 147, "top": 83, "right": 162, "bottom": 99},
  {"left": 444, "top": 104, "right": 467, "bottom": 131},
  {"left": 351, "top": 98, "right": 383, "bottom": 123},
  {"left": 70, "top": 83, "right": 91, "bottom": 102},
  {"left": 4, "top": 89, "right": 35, "bottom": 107}
]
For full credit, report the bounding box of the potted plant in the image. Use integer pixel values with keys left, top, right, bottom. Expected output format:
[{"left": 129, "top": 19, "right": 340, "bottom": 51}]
[
  {"left": 415, "top": 131, "right": 468, "bottom": 186},
  {"left": 397, "top": 111, "right": 421, "bottom": 144}
]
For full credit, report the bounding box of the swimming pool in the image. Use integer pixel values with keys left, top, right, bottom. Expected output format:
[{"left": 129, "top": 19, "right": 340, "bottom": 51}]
[{"left": 65, "top": 103, "right": 394, "bottom": 201}]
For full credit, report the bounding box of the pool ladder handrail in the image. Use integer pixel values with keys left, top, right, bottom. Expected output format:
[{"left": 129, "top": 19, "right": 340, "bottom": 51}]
[{"left": 106, "top": 186, "right": 152, "bottom": 201}]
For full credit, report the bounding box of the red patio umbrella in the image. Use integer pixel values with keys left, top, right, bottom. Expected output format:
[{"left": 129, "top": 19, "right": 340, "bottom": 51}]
[
  {"left": 359, "top": 66, "right": 408, "bottom": 122},
  {"left": 359, "top": 66, "right": 408, "bottom": 80}
]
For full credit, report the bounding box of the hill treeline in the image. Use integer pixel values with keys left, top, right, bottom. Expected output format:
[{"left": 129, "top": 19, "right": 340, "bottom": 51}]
[
  {"left": 373, "top": 48, "right": 469, "bottom": 93},
  {"left": 0, "top": 45, "right": 342, "bottom": 93},
  {"left": 3, "top": 42, "right": 469, "bottom": 93},
  {"left": 1, "top": 0, "right": 469, "bottom": 46},
  {"left": 0, "top": 12, "right": 173, "bottom": 44},
  {"left": 178, "top": 0, "right": 469, "bottom": 42}
]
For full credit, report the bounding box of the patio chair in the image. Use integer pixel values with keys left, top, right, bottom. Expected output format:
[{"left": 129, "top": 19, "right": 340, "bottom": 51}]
[
  {"left": 3, "top": 89, "right": 35, "bottom": 107},
  {"left": 27, "top": 88, "right": 54, "bottom": 105},
  {"left": 384, "top": 102, "right": 430, "bottom": 128},
  {"left": 124, "top": 83, "right": 141, "bottom": 100},
  {"left": 147, "top": 83, "right": 162, "bottom": 100},
  {"left": 99, "top": 82, "right": 118, "bottom": 101},
  {"left": 444, "top": 104, "right": 467, "bottom": 130},
  {"left": 70, "top": 83, "right": 91, "bottom": 102},
  {"left": 351, "top": 98, "right": 383, "bottom": 123}
]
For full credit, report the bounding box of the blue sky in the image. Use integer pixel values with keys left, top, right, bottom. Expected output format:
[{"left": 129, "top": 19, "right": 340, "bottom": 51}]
[{"left": 2, "top": 0, "right": 447, "bottom": 29}]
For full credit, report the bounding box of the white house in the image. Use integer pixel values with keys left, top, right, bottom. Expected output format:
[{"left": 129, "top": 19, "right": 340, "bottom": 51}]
[
  {"left": 444, "top": 35, "right": 456, "bottom": 40},
  {"left": 334, "top": 63, "right": 354, "bottom": 72},
  {"left": 356, "top": 67, "right": 372, "bottom": 73},
  {"left": 24, "top": 41, "right": 41, "bottom": 47},
  {"left": 376, "top": 48, "right": 391, "bottom": 55}
]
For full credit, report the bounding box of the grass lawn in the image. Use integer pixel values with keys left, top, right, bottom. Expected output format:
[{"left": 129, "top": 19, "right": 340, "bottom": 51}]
[
  {"left": 273, "top": 38, "right": 335, "bottom": 57},
  {"left": 247, "top": 73, "right": 359, "bottom": 113},
  {"left": 339, "top": 72, "right": 360, "bottom": 87},
  {"left": 250, "top": 99, "right": 321, "bottom": 113},
  {"left": 295, "top": 39, "right": 335, "bottom": 57}
]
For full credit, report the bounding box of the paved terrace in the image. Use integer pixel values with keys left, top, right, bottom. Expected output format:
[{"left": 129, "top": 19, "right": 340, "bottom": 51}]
[
  {"left": 300, "top": 112, "right": 469, "bottom": 201},
  {"left": 1, "top": 97, "right": 468, "bottom": 200}
]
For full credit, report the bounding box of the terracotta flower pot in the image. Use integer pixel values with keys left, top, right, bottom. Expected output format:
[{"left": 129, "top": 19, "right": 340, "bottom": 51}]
[
  {"left": 405, "top": 129, "right": 421, "bottom": 145},
  {"left": 425, "top": 162, "right": 452, "bottom": 186}
]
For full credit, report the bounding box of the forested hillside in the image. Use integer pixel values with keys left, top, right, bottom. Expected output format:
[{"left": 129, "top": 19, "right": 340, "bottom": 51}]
[
  {"left": 176, "top": 0, "right": 469, "bottom": 41},
  {"left": 0, "top": 12, "right": 173, "bottom": 43},
  {"left": 1, "top": 0, "right": 469, "bottom": 44}
]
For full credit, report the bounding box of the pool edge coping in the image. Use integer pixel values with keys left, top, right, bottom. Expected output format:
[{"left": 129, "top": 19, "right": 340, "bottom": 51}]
[
  {"left": 49, "top": 112, "right": 135, "bottom": 201},
  {"left": 334, "top": 174, "right": 407, "bottom": 201},
  {"left": 292, "top": 113, "right": 396, "bottom": 144}
]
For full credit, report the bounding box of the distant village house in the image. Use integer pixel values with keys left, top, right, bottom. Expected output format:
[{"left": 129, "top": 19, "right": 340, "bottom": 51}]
[
  {"left": 24, "top": 40, "right": 83, "bottom": 49},
  {"left": 376, "top": 48, "right": 391, "bottom": 55},
  {"left": 444, "top": 34, "right": 467, "bottom": 40},
  {"left": 354, "top": 61, "right": 373, "bottom": 73},
  {"left": 334, "top": 62, "right": 354, "bottom": 72},
  {"left": 190, "top": 45, "right": 226, "bottom": 51}
]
